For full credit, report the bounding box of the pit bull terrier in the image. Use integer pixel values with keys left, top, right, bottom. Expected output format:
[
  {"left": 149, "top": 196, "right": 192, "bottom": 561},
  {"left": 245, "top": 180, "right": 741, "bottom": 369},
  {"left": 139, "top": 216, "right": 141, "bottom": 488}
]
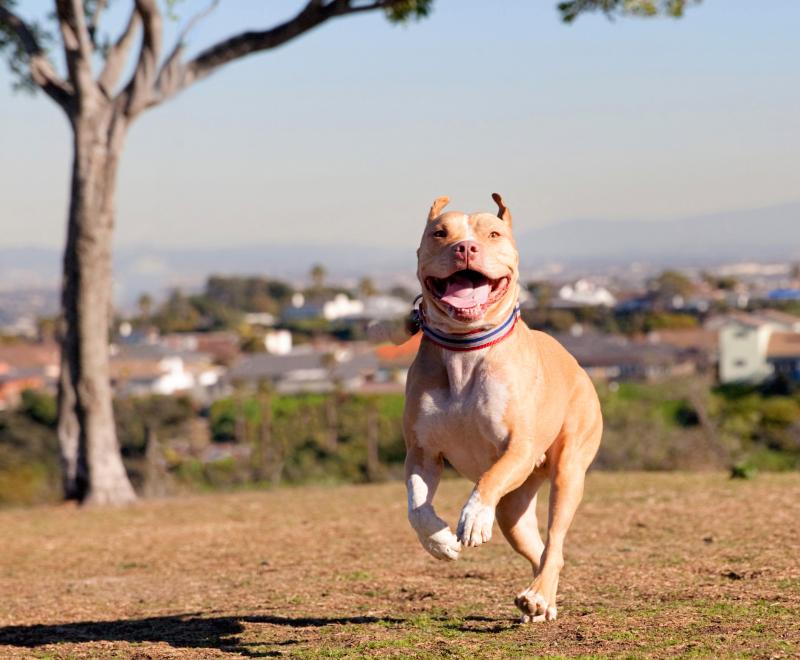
[{"left": 403, "top": 194, "right": 602, "bottom": 622}]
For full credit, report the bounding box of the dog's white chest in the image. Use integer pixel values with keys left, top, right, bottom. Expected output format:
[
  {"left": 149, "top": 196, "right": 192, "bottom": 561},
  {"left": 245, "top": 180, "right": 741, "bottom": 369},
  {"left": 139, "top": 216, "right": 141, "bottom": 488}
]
[{"left": 414, "top": 352, "right": 510, "bottom": 477}]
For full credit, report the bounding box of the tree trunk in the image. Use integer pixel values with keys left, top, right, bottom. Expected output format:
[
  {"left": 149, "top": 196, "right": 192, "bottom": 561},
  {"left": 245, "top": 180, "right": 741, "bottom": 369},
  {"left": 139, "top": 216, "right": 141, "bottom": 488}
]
[
  {"left": 142, "top": 425, "right": 169, "bottom": 498},
  {"left": 57, "top": 105, "right": 136, "bottom": 505},
  {"left": 255, "top": 383, "right": 273, "bottom": 481},
  {"left": 366, "top": 404, "right": 381, "bottom": 482}
]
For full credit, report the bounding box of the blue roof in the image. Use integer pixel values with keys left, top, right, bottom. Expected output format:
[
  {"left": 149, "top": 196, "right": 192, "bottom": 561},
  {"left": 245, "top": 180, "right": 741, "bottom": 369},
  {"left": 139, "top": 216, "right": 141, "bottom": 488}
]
[{"left": 766, "top": 289, "right": 800, "bottom": 301}]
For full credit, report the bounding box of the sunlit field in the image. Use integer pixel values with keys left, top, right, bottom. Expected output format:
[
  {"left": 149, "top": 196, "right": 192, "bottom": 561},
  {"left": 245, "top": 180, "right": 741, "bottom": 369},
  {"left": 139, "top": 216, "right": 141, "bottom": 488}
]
[{"left": 1, "top": 472, "right": 798, "bottom": 658}]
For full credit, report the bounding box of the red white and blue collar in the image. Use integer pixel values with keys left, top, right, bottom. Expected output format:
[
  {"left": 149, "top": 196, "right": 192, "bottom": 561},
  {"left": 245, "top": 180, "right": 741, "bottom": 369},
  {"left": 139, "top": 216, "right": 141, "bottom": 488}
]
[{"left": 412, "top": 295, "right": 521, "bottom": 352}]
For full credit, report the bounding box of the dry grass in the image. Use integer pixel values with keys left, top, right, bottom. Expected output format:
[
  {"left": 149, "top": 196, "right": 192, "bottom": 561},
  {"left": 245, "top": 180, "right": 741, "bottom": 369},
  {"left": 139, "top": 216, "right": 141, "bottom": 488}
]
[{"left": 1, "top": 472, "right": 799, "bottom": 658}]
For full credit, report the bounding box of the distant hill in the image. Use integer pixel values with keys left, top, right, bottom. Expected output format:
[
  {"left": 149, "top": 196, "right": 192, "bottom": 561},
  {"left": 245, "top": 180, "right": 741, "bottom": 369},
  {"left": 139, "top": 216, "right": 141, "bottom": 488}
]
[
  {"left": 0, "top": 243, "right": 413, "bottom": 306},
  {"left": 517, "top": 202, "right": 800, "bottom": 266},
  {"left": 2, "top": 202, "right": 798, "bottom": 304}
]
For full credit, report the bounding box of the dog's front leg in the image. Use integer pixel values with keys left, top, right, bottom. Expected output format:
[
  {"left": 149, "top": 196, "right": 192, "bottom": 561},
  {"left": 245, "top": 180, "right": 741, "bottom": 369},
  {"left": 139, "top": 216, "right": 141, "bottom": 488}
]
[
  {"left": 405, "top": 447, "right": 462, "bottom": 561},
  {"left": 457, "top": 436, "right": 540, "bottom": 548}
]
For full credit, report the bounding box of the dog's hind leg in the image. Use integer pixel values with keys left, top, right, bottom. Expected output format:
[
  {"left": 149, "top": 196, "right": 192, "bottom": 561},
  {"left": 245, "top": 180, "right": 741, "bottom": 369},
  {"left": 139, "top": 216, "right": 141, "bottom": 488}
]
[
  {"left": 515, "top": 397, "right": 602, "bottom": 623},
  {"left": 496, "top": 470, "right": 548, "bottom": 573}
]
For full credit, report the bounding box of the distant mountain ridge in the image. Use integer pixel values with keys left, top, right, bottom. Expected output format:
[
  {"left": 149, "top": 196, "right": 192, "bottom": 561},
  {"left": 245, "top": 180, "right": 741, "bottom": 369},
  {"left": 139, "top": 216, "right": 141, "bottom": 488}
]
[
  {"left": 517, "top": 202, "right": 800, "bottom": 265},
  {"left": 2, "top": 202, "right": 798, "bottom": 304}
]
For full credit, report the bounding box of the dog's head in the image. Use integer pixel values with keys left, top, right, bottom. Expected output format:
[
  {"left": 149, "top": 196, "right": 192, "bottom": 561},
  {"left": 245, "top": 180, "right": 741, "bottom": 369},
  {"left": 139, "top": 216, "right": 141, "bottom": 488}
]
[{"left": 417, "top": 193, "right": 519, "bottom": 331}]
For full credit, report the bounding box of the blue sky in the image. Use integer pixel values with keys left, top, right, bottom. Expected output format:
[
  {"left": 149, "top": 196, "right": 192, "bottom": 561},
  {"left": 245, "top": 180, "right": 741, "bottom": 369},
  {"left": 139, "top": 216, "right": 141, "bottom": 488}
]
[{"left": 1, "top": 0, "right": 798, "bottom": 250}]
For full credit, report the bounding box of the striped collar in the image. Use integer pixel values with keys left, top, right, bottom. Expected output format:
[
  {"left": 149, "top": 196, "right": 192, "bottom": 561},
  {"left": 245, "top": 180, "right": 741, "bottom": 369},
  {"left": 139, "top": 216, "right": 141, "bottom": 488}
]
[{"left": 413, "top": 296, "right": 521, "bottom": 352}]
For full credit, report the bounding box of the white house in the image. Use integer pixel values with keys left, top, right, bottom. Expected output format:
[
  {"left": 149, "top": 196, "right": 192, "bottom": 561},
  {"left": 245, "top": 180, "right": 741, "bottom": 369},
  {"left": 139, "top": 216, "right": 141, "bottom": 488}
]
[
  {"left": 557, "top": 279, "right": 616, "bottom": 307},
  {"left": 110, "top": 344, "right": 223, "bottom": 398},
  {"left": 284, "top": 293, "right": 365, "bottom": 322},
  {"left": 718, "top": 311, "right": 800, "bottom": 384},
  {"left": 264, "top": 329, "right": 293, "bottom": 355},
  {"left": 322, "top": 294, "right": 365, "bottom": 320},
  {"left": 360, "top": 295, "right": 409, "bottom": 320}
]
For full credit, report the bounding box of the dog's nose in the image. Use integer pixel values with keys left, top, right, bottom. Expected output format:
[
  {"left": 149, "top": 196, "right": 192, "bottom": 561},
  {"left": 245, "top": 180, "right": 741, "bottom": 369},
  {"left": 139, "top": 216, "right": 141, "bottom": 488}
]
[{"left": 453, "top": 241, "right": 480, "bottom": 259}]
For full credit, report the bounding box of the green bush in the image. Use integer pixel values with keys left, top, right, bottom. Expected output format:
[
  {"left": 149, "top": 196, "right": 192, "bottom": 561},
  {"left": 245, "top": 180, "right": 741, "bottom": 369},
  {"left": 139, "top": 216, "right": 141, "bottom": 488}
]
[
  {"left": 0, "top": 409, "right": 60, "bottom": 506},
  {"left": 20, "top": 389, "right": 57, "bottom": 427}
]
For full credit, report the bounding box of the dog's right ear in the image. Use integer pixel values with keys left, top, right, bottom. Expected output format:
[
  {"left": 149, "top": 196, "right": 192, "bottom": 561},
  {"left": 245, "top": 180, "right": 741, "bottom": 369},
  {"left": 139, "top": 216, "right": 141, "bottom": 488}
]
[{"left": 427, "top": 196, "right": 450, "bottom": 221}]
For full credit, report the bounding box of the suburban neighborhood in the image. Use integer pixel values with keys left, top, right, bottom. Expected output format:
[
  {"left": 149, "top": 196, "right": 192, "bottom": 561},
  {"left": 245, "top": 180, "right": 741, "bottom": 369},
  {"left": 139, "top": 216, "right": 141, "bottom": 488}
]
[{"left": 2, "top": 262, "right": 800, "bottom": 413}]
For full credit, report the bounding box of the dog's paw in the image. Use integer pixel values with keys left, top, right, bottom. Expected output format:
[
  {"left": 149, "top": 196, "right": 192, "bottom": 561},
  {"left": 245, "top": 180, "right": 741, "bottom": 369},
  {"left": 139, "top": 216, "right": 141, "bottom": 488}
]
[
  {"left": 456, "top": 490, "right": 495, "bottom": 548},
  {"left": 515, "top": 589, "right": 557, "bottom": 623},
  {"left": 419, "top": 526, "right": 462, "bottom": 561}
]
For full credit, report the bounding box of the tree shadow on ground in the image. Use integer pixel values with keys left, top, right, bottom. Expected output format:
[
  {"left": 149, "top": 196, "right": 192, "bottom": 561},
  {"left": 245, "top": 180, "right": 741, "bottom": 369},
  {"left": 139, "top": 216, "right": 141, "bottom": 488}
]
[{"left": 0, "top": 613, "right": 411, "bottom": 657}]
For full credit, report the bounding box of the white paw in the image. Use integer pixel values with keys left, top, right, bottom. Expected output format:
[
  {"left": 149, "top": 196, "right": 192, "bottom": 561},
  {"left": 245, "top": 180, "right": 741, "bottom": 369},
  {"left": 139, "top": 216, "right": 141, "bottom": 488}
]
[
  {"left": 456, "top": 491, "right": 495, "bottom": 548},
  {"left": 515, "top": 590, "right": 558, "bottom": 623},
  {"left": 419, "top": 526, "right": 462, "bottom": 561},
  {"left": 408, "top": 503, "right": 461, "bottom": 561}
]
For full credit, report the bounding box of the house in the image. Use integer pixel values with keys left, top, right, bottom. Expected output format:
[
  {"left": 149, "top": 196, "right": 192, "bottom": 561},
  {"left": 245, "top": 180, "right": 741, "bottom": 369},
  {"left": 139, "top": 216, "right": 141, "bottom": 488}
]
[
  {"left": 353, "top": 295, "right": 410, "bottom": 321},
  {"left": 243, "top": 312, "right": 277, "bottom": 327},
  {"left": 767, "top": 332, "right": 800, "bottom": 383},
  {"left": 110, "top": 344, "right": 223, "bottom": 399},
  {"left": 0, "top": 368, "right": 46, "bottom": 410},
  {"left": 160, "top": 331, "right": 240, "bottom": 364},
  {"left": 283, "top": 293, "right": 365, "bottom": 322},
  {"left": 766, "top": 288, "right": 800, "bottom": 302},
  {"left": 646, "top": 328, "right": 719, "bottom": 373},
  {"left": 555, "top": 279, "right": 616, "bottom": 308},
  {"left": 264, "top": 329, "right": 293, "bottom": 355},
  {"left": 0, "top": 342, "right": 59, "bottom": 408},
  {"left": 374, "top": 333, "right": 422, "bottom": 388},
  {"left": 227, "top": 344, "right": 379, "bottom": 393},
  {"left": 717, "top": 311, "right": 800, "bottom": 384},
  {"left": 0, "top": 342, "right": 59, "bottom": 375},
  {"left": 554, "top": 328, "right": 694, "bottom": 382}
]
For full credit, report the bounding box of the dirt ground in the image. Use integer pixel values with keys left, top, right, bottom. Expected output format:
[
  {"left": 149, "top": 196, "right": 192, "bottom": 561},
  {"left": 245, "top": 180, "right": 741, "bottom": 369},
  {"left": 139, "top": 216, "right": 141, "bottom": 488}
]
[{"left": 0, "top": 472, "right": 798, "bottom": 658}]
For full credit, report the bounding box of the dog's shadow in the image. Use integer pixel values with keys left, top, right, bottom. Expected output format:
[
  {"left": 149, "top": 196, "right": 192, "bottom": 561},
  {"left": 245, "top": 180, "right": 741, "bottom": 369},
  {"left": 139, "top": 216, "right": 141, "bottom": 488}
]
[
  {"left": 0, "top": 613, "right": 409, "bottom": 657},
  {"left": 0, "top": 612, "right": 515, "bottom": 657}
]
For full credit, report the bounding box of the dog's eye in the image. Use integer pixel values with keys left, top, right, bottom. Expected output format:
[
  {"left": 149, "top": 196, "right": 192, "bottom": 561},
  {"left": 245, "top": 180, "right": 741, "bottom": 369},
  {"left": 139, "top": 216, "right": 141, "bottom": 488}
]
[
  {"left": 432, "top": 229, "right": 447, "bottom": 238},
  {"left": 489, "top": 231, "right": 501, "bottom": 239}
]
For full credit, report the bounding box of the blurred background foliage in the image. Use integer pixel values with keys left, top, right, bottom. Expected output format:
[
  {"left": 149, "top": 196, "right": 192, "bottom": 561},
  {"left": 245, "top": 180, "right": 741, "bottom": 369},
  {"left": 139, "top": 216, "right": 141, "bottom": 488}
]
[{"left": 2, "top": 376, "right": 798, "bottom": 506}]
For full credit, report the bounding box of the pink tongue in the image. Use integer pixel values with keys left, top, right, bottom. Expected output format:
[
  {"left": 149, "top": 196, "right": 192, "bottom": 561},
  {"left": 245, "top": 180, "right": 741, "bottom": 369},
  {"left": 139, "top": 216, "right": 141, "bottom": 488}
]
[{"left": 440, "top": 273, "right": 490, "bottom": 309}]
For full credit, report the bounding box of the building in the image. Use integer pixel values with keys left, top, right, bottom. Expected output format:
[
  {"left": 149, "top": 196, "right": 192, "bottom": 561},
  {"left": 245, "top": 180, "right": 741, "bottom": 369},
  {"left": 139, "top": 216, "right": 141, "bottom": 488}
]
[
  {"left": 283, "top": 293, "right": 365, "bottom": 322},
  {"left": 160, "top": 331, "right": 240, "bottom": 364},
  {"left": 556, "top": 279, "right": 616, "bottom": 307},
  {"left": 646, "top": 328, "right": 719, "bottom": 374},
  {"left": 554, "top": 328, "right": 694, "bottom": 382},
  {"left": 0, "top": 342, "right": 59, "bottom": 409},
  {"left": 374, "top": 333, "right": 421, "bottom": 388},
  {"left": 718, "top": 311, "right": 800, "bottom": 384},
  {"left": 767, "top": 332, "right": 800, "bottom": 383},
  {"left": 227, "top": 344, "right": 378, "bottom": 393},
  {"left": 110, "top": 344, "right": 223, "bottom": 399}
]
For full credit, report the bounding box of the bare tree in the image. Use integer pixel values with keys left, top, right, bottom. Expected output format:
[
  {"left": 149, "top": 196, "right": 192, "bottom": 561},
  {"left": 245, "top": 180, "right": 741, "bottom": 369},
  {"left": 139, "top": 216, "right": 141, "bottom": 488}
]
[
  {"left": 0, "top": 0, "right": 434, "bottom": 505},
  {"left": 0, "top": 0, "right": 694, "bottom": 505}
]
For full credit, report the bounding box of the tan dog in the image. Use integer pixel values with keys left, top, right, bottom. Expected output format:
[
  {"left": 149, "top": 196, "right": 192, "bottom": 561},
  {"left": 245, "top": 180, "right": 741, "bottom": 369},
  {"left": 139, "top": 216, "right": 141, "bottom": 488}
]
[{"left": 403, "top": 194, "right": 602, "bottom": 622}]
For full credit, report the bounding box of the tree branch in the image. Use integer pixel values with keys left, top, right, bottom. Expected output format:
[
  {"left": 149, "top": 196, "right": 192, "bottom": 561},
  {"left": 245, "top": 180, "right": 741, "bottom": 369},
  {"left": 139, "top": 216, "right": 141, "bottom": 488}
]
[
  {"left": 0, "top": 4, "right": 73, "bottom": 110},
  {"left": 559, "top": 0, "right": 696, "bottom": 22},
  {"left": 55, "top": 0, "right": 97, "bottom": 100},
  {"left": 154, "top": 0, "right": 219, "bottom": 103},
  {"left": 119, "top": 0, "right": 163, "bottom": 118},
  {"left": 88, "top": 0, "right": 108, "bottom": 46},
  {"left": 98, "top": 5, "right": 141, "bottom": 97},
  {"left": 152, "top": 0, "right": 394, "bottom": 107}
]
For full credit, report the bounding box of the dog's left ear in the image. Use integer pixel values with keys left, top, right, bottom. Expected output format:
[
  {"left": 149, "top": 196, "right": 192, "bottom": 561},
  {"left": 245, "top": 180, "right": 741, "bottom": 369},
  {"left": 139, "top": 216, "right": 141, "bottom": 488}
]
[{"left": 491, "top": 193, "right": 512, "bottom": 226}]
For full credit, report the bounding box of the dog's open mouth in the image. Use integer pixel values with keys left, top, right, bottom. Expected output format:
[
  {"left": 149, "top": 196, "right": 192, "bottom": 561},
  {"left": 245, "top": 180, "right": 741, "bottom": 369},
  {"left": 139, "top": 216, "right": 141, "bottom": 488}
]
[{"left": 425, "top": 270, "right": 510, "bottom": 321}]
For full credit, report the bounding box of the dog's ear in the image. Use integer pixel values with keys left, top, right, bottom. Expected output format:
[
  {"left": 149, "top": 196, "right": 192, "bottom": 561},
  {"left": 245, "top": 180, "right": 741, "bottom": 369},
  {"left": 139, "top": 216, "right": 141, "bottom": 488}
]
[
  {"left": 491, "top": 193, "right": 512, "bottom": 226},
  {"left": 427, "top": 196, "right": 450, "bottom": 221}
]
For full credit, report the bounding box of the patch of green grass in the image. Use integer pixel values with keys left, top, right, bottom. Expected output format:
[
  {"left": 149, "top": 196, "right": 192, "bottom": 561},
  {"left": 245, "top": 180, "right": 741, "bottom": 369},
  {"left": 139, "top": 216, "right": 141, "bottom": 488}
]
[{"left": 344, "top": 570, "right": 372, "bottom": 581}]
